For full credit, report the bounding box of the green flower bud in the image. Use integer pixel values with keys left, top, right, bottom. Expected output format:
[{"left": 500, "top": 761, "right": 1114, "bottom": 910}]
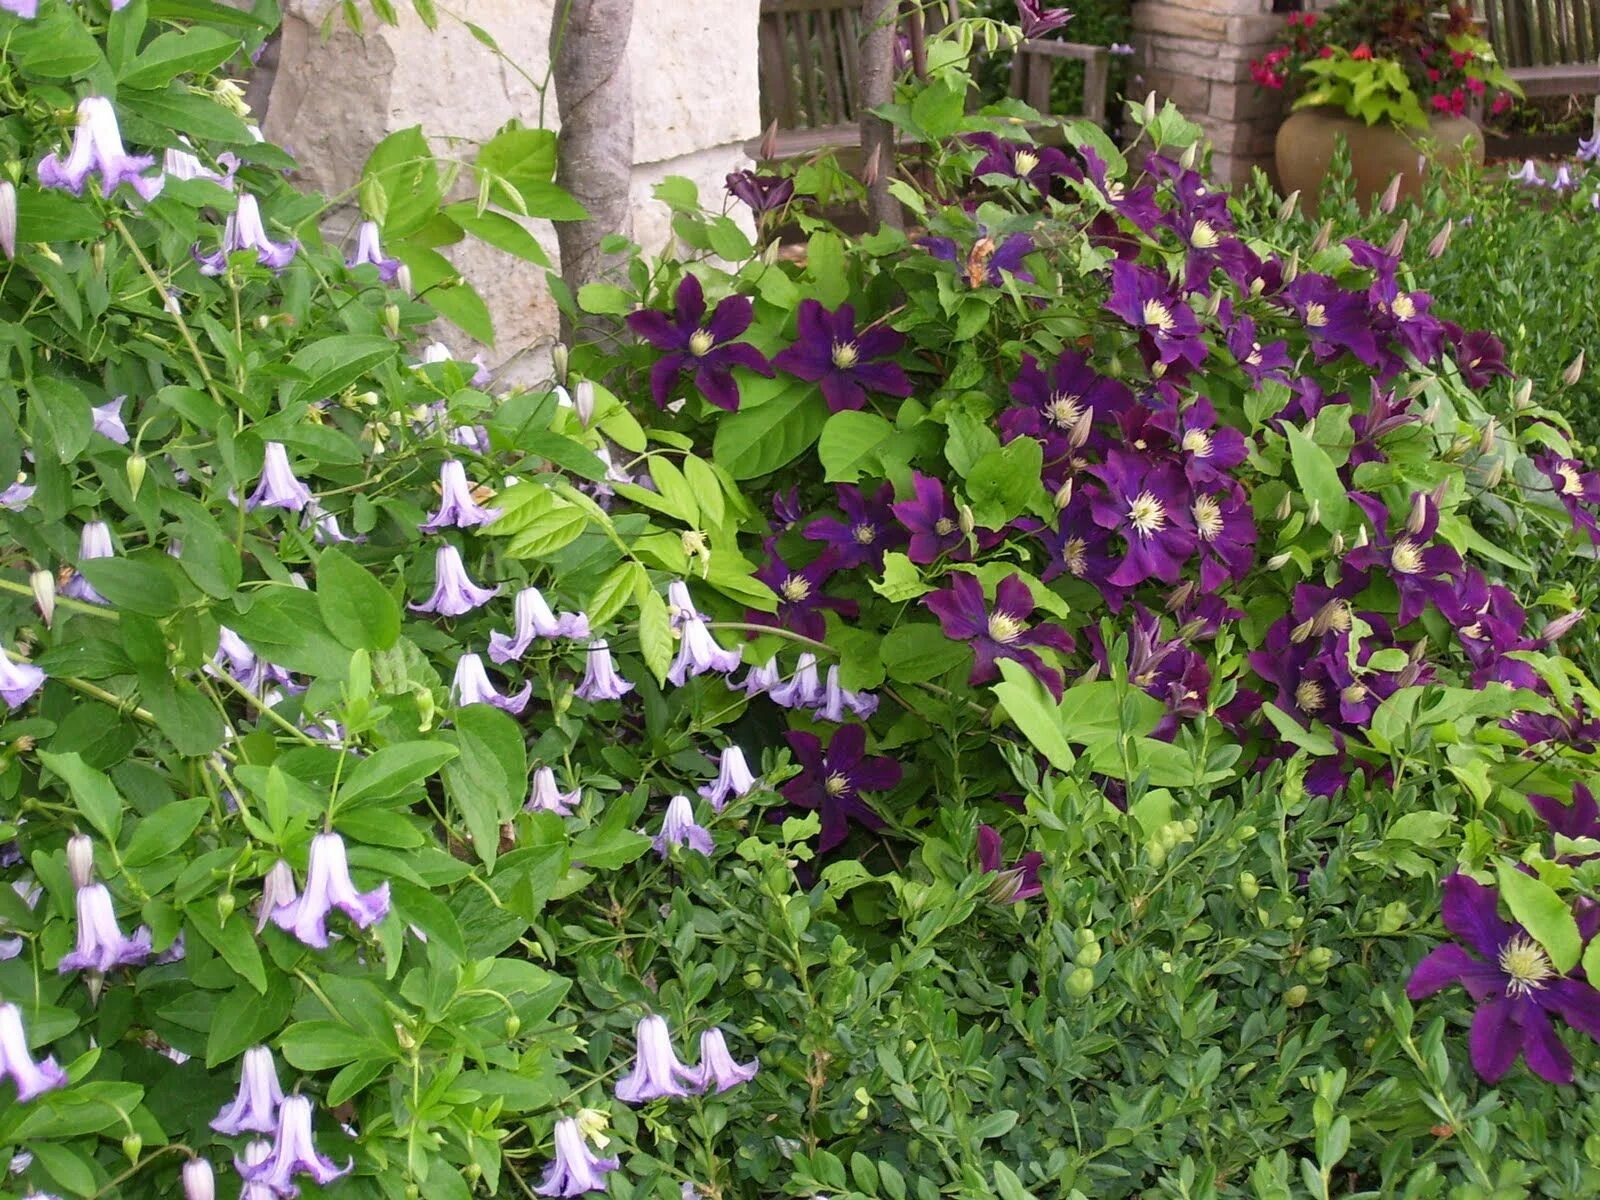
[
  {"left": 1075, "top": 941, "right": 1102, "bottom": 967},
  {"left": 1378, "top": 900, "right": 1409, "bottom": 934},
  {"left": 1237, "top": 872, "right": 1259, "bottom": 902},
  {"left": 1284, "top": 985, "right": 1309, "bottom": 1008},
  {"left": 216, "top": 892, "right": 235, "bottom": 922},
  {"left": 121, "top": 1133, "right": 142, "bottom": 1163},
  {"left": 1074, "top": 926, "right": 1097, "bottom": 948},
  {"left": 1065, "top": 966, "right": 1095, "bottom": 998},
  {"left": 382, "top": 304, "right": 401, "bottom": 338},
  {"left": 1304, "top": 946, "right": 1334, "bottom": 972},
  {"left": 1236, "top": 825, "right": 1257, "bottom": 841},
  {"left": 504, "top": 1015, "right": 521, "bottom": 1039},
  {"left": 125, "top": 453, "right": 147, "bottom": 499}
]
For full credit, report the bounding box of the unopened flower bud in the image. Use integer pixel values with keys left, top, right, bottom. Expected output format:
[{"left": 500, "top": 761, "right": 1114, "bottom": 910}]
[
  {"left": 1378, "top": 900, "right": 1409, "bottom": 933},
  {"left": 1284, "top": 984, "right": 1308, "bottom": 1008},
  {"left": 1180, "top": 142, "right": 1198, "bottom": 170},
  {"left": 504, "top": 1014, "right": 521, "bottom": 1039},
  {"left": 1306, "top": 499, "right": 1320, "bottom": 527},
  {"left": 1406, "top": 492, "right": 1428, "bottom": 535},
  {"left": 1065, "top": 966, "right": 1096, "bottom": 998},
  {"left": 862, "top": 143, "right": 882, "bottom": 188},
  {"left": 1513, "top": 378, "right": 1534, "bottom": 410},
  {"left": 1304, "top": 946, "right": 1334, "bottom": 971},
  {"left": 0, "top": 181, "right": 14, "bottom": 261},
  {"left": 181, "top": 1159, "right": 214, "bottom": 1200},
  {"left": 1426, "top": 218, "right": 1453, "bottom": 258},
  {"left": 1278, "top": 190, "right": 1301, "bottom": 222},
  {"left": 1541, "top": 608, "right": 1585, "bottom": 643},
  {"left": 957, "top": 503, "right": 975, "bottom": 536},
  {"left": 1142, "top": 90, "right": 1157, "bottom": 122},
  {"left": 1477, "top": 418, "right": 1498, "bottom": 457},
  {"left": 1075, "top": 940, "right": 1102, "bottom": 967},
  {"left": 551, "top": 343, "right": 569, "bottom": 384},
  {"left": 1329, "top": 531, "right": 1346, "bottom": 556},
  {"left": 394, "top": 263, "right": 413, "bottom": 294},
  {"left": 1481, "top": 457, "right": 1505, "bottom": 489},
  {"left": 574, "top": 379, "right": 596, "bottom": 428},
  {"left": 1309, "top": 219, "right": 1332, "bottom": 254},
  {"left": 1238, "top": 871, "right": 1260, "bottom": 901},
  {"left": 1383, "top": 219, "right": 1409, "bottom": 258},
  {"left": 34, "top": 243, "right": 63, "bottom": 266},
  {"left": 1203, "top": 289, "right": 1223, "bottom": 319},
  {"left": 1266, "top": 551, "right": 1293, "bottom": 570},
  {"left": 254, "top": 314, "right": 271, "bottom": 330},
  {"left": 91, "top": 241, "right": 105, "bottom": 274},
  {"left": 125, "top": 452, "right": 147, "bottom": 499},
  {"left": 382, "top": 304, "right": 400, "bottom": 338},
  {"left": 1376, "top": 173, "right": 1402, "bottom": 214},
  {"left": 1053, "top": 479, "right": 1074, "bottom": 509},
  {"left": 67, "top": 834, "right": 95, "bottom": 888},
  {"left": 1564, "top": 350, "right": 1585, "bottom": 387},
  {"left": 1274, "top": 492, "right": 1293, "bottom": 521},
  {"left": 759, "top": 119, "right": 780, "bottom": 162},
  {"left": 121, "top": 1133, "right": 142, "bottom": 1163},
  {"left": 30, "top": 569, "right": 54, "bottom": 628},
  {"left": 216, "top": 892, "right": 235, "bottom": 922},
  {"left": 1282, "top": 254, "right": 1299, "bottom": 284}
]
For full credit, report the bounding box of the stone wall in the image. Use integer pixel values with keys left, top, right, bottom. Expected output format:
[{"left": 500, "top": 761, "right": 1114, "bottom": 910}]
[
  {"left": 263, "top": 0, "right": 760, "bottom": 380},
  {"left": 1131, "top": 0, "right": 1286, "bottom": 186}
]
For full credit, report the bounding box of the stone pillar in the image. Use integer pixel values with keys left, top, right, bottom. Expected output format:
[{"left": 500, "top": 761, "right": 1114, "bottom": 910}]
[
  {"left": 264, "top": 0, "right": 760, "bottom": 379},
  {"left": 1131, "top": 0, "right": 1285, "bottom": 186}
]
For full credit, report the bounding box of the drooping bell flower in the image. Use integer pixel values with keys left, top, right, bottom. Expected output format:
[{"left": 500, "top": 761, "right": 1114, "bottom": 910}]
[
  {"left": 815, "top": 664, "right": 879, "bottom": 722},
  {"left": 802, "top": 482, "right": 905, "bottom": 571},
  {"left": 0, "top": 1003, "right": 67, "bottom": 1102},
  {"left": 750, "top": 545, "right": 856, "bottom": 641},
  {"left": 194, "top": 192, "right": 298, "bottom": 275},
  {"left": 527, "top": 766, "right": 580, "bottom": 815},
  {"left": 699, "top": 746, "right": 758, "bottom": 810},
  {"left": 614, "top": 1014, "right": 699, "bottom": 1103},
  {"left": 653, "top": 795, "right": 713, "bottom": 858},
  {"left": 0, "top": 645, "right": 46, "bottom": 710},
  {"left": 163, "top": 145, "right": 232, "bottom": 185},
  {"left": 181, "top": 1159, "right": 214, "bottom": 1200},
  {"left": 238, "top": 1095, "right": 353, "bottom": 1192},
  {"left": 627, "top": 274, "right": 773, "bottom": 412},
  {"left": 420, "top": 460, "right": 501, "bottom": 532},
  {"left": 666, "top": 597, "right": 743, "bottom": 686},
  {"left": 212, "top": 626, "right": 293, "bottom": 697},
  {"left": 57, "top": 882, "right": 153, "bottom": 973},
  {"left": 767, "top": 652, "right": 823, "bottom": 708},
  {"left": 736, "top": 656, "right": 782, "bottom": 697},
  {"left": 61, "top": 521, "right": 114, "bottom": 603},
  {"left": 91, "top": 396, "right": 130, "bottom": 444},
  {"left": 772, "top": 300, "right": 913, "bottom": 413},
  {"left": 410, "top": 545, "right": 499, "bottom": 617},
  {"left": 0, "top": 0, "right": 39, "bottom": 18},
  {"left": 724, "top": 170, "right": 795, "bottom": 216},
  {"left": 687, "top": 1028, "right": 758, "bottom": 1093},
  {"left": 253, "top": 860, "right": 298, "bottom": 934},
  {"left": 1407, "top": 873, "right": 1600, "bottom": 1084},
  {"left": 210, "top": 1045, "right": 285, "bottom": 1135},
  {"left": 270, "top": 832, "right": 391, "bottom": 948},
  {"left": 246, "top": 442, "right": 314, "bottom": 512},
  {"left": 236, "top": 1142, "right": 277, "bottom": 1200},
  {"left": 1104, "top": 260, "right": 1206, "bottom": 369},
  {"left": 782, "top": 725, "right": 901, "bottom": 852},
  {"left": 38, "top": 97, "right": 164, "bottom": 201},
  {"left": 0, "top": 180, "right": 12, "bottom": 261},
  {"left": 1088, "top": 450, "right": 1197, "bottom": 586},
  {"left": 450, "top": 652, "right": 532, "bottom": 714},
  {"left": 537, "top": 1117, "right": 619, "bottom": 1197},
  {"left": 346, "top": 219, "right": 401, "bottom": 282},
  {"left": 304, "top": 500, "right": 362, "bottom": 545},
  {"left": 925, "top": 572, "right": 1074, "bottom": 697},
  {"left": 1015, "top": 0, "right": 1071, "bottom": 38},
  {"left": 490, "top": 586, "right": 585, "bottom": 659},
  {"left": 0, "top": 476, "right": 33, "bottom": 511},
  {"left": 576, "top": 639, "right": 634, "bottom": 702},
  {"left": 977, "top": 825, "right": 1044, "bottom": 902}
]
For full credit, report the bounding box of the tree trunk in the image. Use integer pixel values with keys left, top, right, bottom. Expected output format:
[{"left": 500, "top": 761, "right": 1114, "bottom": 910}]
[
  {"left": 858, "top": 0, "right": 901, "bottom": 231},
  {"left": 550, "top": 0, "right": 636, "bottom": 345}
]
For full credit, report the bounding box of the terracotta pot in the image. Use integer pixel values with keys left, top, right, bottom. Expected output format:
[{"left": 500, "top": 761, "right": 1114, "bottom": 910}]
[{"left": 1274, "top": 107, "right": 1485, "bottom": 216}]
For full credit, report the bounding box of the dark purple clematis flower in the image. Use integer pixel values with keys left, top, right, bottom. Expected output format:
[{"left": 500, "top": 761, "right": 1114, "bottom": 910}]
[
  {"left": 1346, "top": 492, "right": 1464, "bottom": 624},
  {"left": 1279, "top": 274, "right": 1381, "bottom": 368},
  {"left": 1104, "top": 260, "right": 1206, "bottom": 369},
  {"left": 750, "top": 544, "right": 857, "bottom": 641},
  {"left": 922, "top": 233, "right": 1035, "bottom": 288},
  {"left": 1088, "top": 449, "right": 1196, "bottom": 586},
  {"left": 1223, "top": 310, "right": 1292, "bottom": 387},
  {"left": 1407, "top": 873, "right": 1600, "bottom": 1084},
  {"left": 1349, "top": 382, "right": 1422, "bottom": 468},
  {"left": 1001, "top": 351, "right": 1132, "bottom": 457},
  {"left": 1505, "top": 702, "right": 1600, "bottom": 753},
  {"left": 627, "top": 274, "right": 772, "bottom": 411},
  {"left": 1439, "top": 569, "right": 1542, "bottom": 691},
  {"left": 1371, "top": 282, "right": 1448, "bottom": 366},
  {"left": 1222, "top": 243, "right": 1285, "bottom": 299},
  {"left": 964, "top": 134, "right": 1073, "bottom": 192},
  {"left": 1016, "top": 0, "right": 1071, "bottom": 38},
  {"left": 1027, "top": 499, "right": 1121, "bottom": 593},
  {"left": 926, "top": 572, "right": 1075, "bottom": 696},
  {"left": 1082, "top": 148, "right": 1162, "bottom": 233},
  {"left": 1447, "top": 324, "right": 1511, "bottom": 390},
  {"left": 1536, "top": 452, "right": 1600, "bottom": 544},
  {"left": 1160, "top": 397, "right": 1249, "bottom": 489},
  {"left": 977, "top": 825, "right": 1043, "bottom": 902},
  {"left": 1529, "top": 783, "right": 1600, "bottom": 848},
  {"left": 782, "top": 725, "right": 901, "bottom": 852},
  {"left": 725, "top": 170, "right": 795, "bottom": 216},
  {"left": 1190, "top": 483, "right": 1256, "bottom": 591},
  {"left": 771, "top": 486, "right": 805, "bottom": 531},
  {"left": 892, "top": 472, "right": 967, "bottom": 564},
  {"left": 803, "top": 482, "right": 905, "bottom": 570},
  {"left": 773, "top": 300, "right": 912, "bottom": 413},
  {"left": 1086, "top": 605, "right": 1210, "bottom": 738}
]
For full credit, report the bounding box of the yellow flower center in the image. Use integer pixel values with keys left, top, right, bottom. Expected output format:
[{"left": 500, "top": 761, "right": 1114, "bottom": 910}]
[
  {"left": 780, "top": 574, "right": 811, "bottom": 602},
  {"left": 1047, "top": 393, "right": 1085, "bottom": 428},
  {"left": 934, "top": 517, "right": 957, "bottom": 536},
  {"left": 1295, "top": 680, "right": 1326, "bottom": 712},
  {"left": 1182, "top": 429, "right": 1213, "bottom": 458},
  {"left": 1127, "top": 491, "right": 1167, "bottom": 536},
  {"left": 1558, "top": 465, "right": 1585, "bottom": 496},
  {"left": 1191, "top": 495, "right": 1223, "bottom": 541},
  {"left": 1499, "top": 933, "right": 1555, "bottom": 996},
  {"left": 1062, "top": 537, "right": 1088, "bottom": 577},
  {"left": 831, "top": 341, "right": 859, "bottom": 369},
  {"left": 1391, "top": 294, "right": 1417, "bottom": 321},
  {"left": 824, "top": 772, "right": 851, "bottom": 797},
  {"left": 1304, "top": 302, "right": 1329, "bottom": 329},
  {"left": 688, "top": 329, "right": 715, "bottom": 357},
  {"left": 1013, "top": 150, "right": 1039, "bottom": 175},
  {"left": 1189, "top": 220, "right": 1220, "bottom": 249},
  {"left": 852, "top": 523, "right": 876, "bottom": 545},
  {"left": 1141, "top": 299, "right": 1175, "bottom": 333},
  {"left": 1246, "top": 343, "right": 1263, "bottom": 366},
  {"left": 1391, "top": 540, "right": 1424, "bottom": 575},
  {"left": 1341, "top": 683, "right": 1368, "bottom": 705},
  {"left": 1104, "top": 180, "right": 1125, "bottom": 201},
  {"left": 986, "top": 612, "right": 1025, "bottom": 644}
]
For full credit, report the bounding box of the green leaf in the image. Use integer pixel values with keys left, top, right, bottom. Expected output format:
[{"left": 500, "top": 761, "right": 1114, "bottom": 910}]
[
  {"left": 880, "top": 623, "right": 968, "bottom": 683},
  {"left": 992, "top": 660, "right": 1076, "bottom": 773},
  {"left": 636, "top": 583, "right": 673, "bottom": 686},
  {"left": 871, "top": 552, "right": 932, "bottom": 602},
  {"left": 340, "top": 742, "right": 459, "bottom": 805},
  {"left": 443, "top": 705, "right": 528, "bottom": 867},
  {"left": 442, "top": 203, "right": 550, "bottom": 266},
  {"left": 576, "top": 283, "right": 634, "bottom": 316},
  {"left": 287, "top": 335, "right": 398, "bottom": 406},
  {"left": 124, "top": 799, "right": 207, "bottom": 867},
  {"left": 120, "top": 86, "right": 255, "bottom": 145},
  {"left": 118, "top": 26, "right": 240, "bottom": 87},
  {"left": 1285, "top": 423, "right": 1352, "bottom": 530},
  {"left": 504, "top": 494, "right": 590, "bottom": 560},
  {"left": 9, "top": 4, "right": 105, "bottom": 78},
  {"left": 388, "top": 879, "right": 466, "bottom": 961},
  {"left": 818, "top": 410, "right": 897, "bottom": 484},
  {"left": 317, "top": 547, "right": 400, "bottom": 652},
  {"left": 187, "top": 905, "right": 268, "bottom": 993},
  {"left": 509, "top": 431, "right": 607, "bottom": 481},
  {"left": 206, "top": 977, "right": 291, "bottom": 1067},
  {"left": 713, "top": 387, "right": 828, "bottom": 480},
  {"left": 279, "top": 1020, "right": 375, "bottom": 1070},
  {"left": 78, "top": 556, "right": 182, "bottom": 618},
  {"left": 14, "top": 187, "right": 105, "bottom": 244},
  {"left": 972, "top": 1109, "right": 1020, "bottom": 1140},
  {"left": 39, "top": 751, "right": 123, "bottom": 843},
  {"left": 32, "top": 377, "right": 93, "bottom": 463},
  {"left": 360, "top": 125, "right": 442, "bottom": 236},
  {"left": 1497, "top": 861, "right": 1581, "bottom": 973}
]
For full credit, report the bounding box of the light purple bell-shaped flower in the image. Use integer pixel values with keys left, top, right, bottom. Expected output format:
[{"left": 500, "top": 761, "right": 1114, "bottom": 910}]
[
  {"left": 575, "top": 639, "right": 633, "bottom": 702},
  {"left": 0, "top": 1002, "right": 67, "bottom": 1102},
  {"left": 410, "top": 545, "right": 499, "bottom": 617},
  {"left": 1508, "top": 159, "right": 1544, "bottom": 187},
  {"left": 254, "top": 860, "right": 298, "bottom": 934},
  {"left": 91, "top": 396, "right": 129, "bottom": 444},
  {"left": 0, "top": 477, "right": 33, "bottom": 511},
  {"left": 653, "top": 795, "right": 713, "bottom": 858},
  {"left": 419, "top": 341, "right": 493, "bottom": 390},
  {"left": 526, "top": 766, "right": 580, "bottom": 815},
  {"left": 767, "top": 653, "right": 823, "bottom": 708},
  {"left": 0, "top": 180, "right": 12, "bottom": 261},
  {"left": 237, "top": 1095, "right": 353, "bottom": 1192},
  {"left": 346, "top": 220, "right": 401, "bottom": 282},
  {"left": 614, "top": 1014, "right": 698, "bottom": 1104},
  {"left": 0, "top": 646, "right": 46, "bottom": 710},
  {"left": 420, "top": 461, "right": 501, "bottom": 533},
  {"left": 450, "top": 653, "right": 532, "bottom": 715},
  {"left": 38, "top": 97, "right": 164, "bottom": 201},
  {"left": 665, "top": 585, "right": 741, "bottom": 686},
  {"left": 270, "top": 832, "right": 391, "bottom": 948},
  {"left": 698, "top": 746, "right": 757, "bottom": 811},
  {"left": 736, "top": 656, "right": 781, "bottom": 697},
  {"left": 181, "top": 1159, "right": 214, "bottom": 1200},
  {"left": 0, "top": 879, "right": 41, "bottom": 960},
  {"left": 163, "top": 145, "right": 232, "bottom": 186},
  {"left": 687, "top": 1028, "right": 758, "bottom": 1094},
  {"left": 666, "top": 580, "right": 706, "bottom": 629},
  {"left": 536, "top": 1117, "right": 619, "bottom": 1197},
  {"left": 1, "top": 0, "right": 40, "bottom": 18},
  {"left": 213, "top": 627, "right": 293, "bottom": 696},
  {"left": 246, "top": 442, "right": 313, "bottom": 512},
  {"left": 194, "top": 192, "right": 298, "bottom": 275},
  {"left": 57, "top": 882, "right": 153, "bottom": 973},
  {"left": 304, "top": 501, "right": 361, "bottom": 545},
  {"left": 211, "top": 1045, "right": 284, "bottom": 1135},
  {"left": 489, "top": 586, "right": 583, "bottom": 660},
  {"left": 61, "top": 521, "right": 114, "bottom": 603},
  {"left": 814, "top": 665, "right": 879, "bottom": 722},
  {"left": 236, "top": 1141, "right": 277, "bottom": 1200}
]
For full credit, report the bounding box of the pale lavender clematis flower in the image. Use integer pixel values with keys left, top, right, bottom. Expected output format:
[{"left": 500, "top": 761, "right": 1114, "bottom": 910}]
[
  {"left": 768, "top": 653, "right": 823, "bottom": 708},
  {"left": 489, "top": 586, "right": 584, "bottom": 660},
  {"left": 238, "top": 1095, "right": 352, "bottom": 1192},
  {"left": 62, "top": 521, "right": 113, "bottom": 603},
  {"left": 667, "top": 580, "right": 705, "bottom": 628},
  {"left": 247, "top": 442, "right": 313, "bottom": 512},
  {"left": 814, "top": 664, "right": 879, "bottom": 722},
  {"left": 0, "top": 0, "right": 40, "bottom": 18},
  {"left": 410, "top": 545, "right": 499, "bottom": 616},
  {"left": 346, "top": 220, "right": 401, "bottom": 282},
  {"left": 698, "top": 746, "right": 757, "bottom": 811},
  {"left": 665, "top": 582, "right": 741, "bottom": 685},
  {"left": 450, "top": 652, "right": 532, "bottom": 714},
  {"left": 575, "top": 639, "right": 634, "bottom": 702},
  {"left": 736, "top": 656, "right": 781, "bottom": 696},
  {"left": 615, "top": 1014, "right": 699, "bottom": 1103},
  {"left": 236, "top": 1142, "right": 277, "bottom": 1200},
  {"left": 1579, "top": 131, "right": 1600, "bottom": 162},
  {"left": 163, "top": 146, "right": 231, "bottom": 186},
  {"left": 254, "top": 860, "right": 297, "bottom": 935},
  {"left": 304, "top": 501, "right": 361, "bottom": 545},
  {"left": 0, "top": 646, "right": 45, "bottom": 709},
  {"left": 91, "top": 397, "right": 129, "bottom": 444},
  {"left": 270, "top": 832, "right": 391, "bottom": 948},
  {"left": 1508, "top": 159, "right": 1545, "bottom": 187},
  {"left": 687, "top": 1028, "right": 758, "bottom": 1094},
  {"left": 0, "top": 1003, "right": 66, "bottom": 1102},
  {"left": 653, "top": 795, "right": 713, "bottom": 858},
  {"left": 194, "top": 192, "right": 298, "bottom": 275},
  {"left": 38, "top": 97, "right": 164, "bottom": 201},
  {"left": 536, "top": 1116, "right": 619, "bottom": 1197},
  {"left": 0, "top": 880, "right": 41, "bottom": 960},
  {"left": 1552, "top": 163, "right": 1579, "bottom": 191},
  {"left": 420, "top": 461, "right": 501, "bottom": 532},
  {"left": 213, "top": 627, "right": 293, "bottom": 696},
  {"left": 181, "top": 1159, "right": 214, "bottom": 1200},
  {"left": 0, "top": 181, "right": 13, "bottom": 261},
  {"left": 527, "top": 766, "right": 580, "bottom": 815},
  {"left": 0, "top": 477, "right": 33, "bottom": 511},
  {"left": 57, "top": 883, "right": 153, "bottom": 973},
  {"left": 211, "top": 1045, "right": 284, "bottom": 1135},
  {"left": 419, "top": 341, "right": 492, "bottom": 389}
]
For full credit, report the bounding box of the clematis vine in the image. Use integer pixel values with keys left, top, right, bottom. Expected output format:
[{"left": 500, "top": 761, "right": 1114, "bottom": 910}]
[
  {"left": 211, "top": 1045, "right": 284, "bottom": 1135},
  {"left": 38, "top": 97, "right": 163, "bottom": 201},
  {"left": 767, "top": 651, "right": 823, "bottom": 709},
  {"left": 181, "top": 1160, "right": 213, "bottom": 1200},
  {"left": 773, "top": 300, "right": 912, "bottom": 413},
  {"left": 654, "top": 795, "right": 714, "bottom": 858},
  {"left": 527, "top": 766, "right": 580, "bottom": 816},
  {"left": 615, "top": 1013, "right": 699, "bottom": 1103},
  {"left": 450, "top": 652, "right": 532, "bottom": 714},
  {"left": 575, "top": 639, "right": 634, "bottom": 701},
  {"left": 688, "top": 1028, "right": 758, "bottom": 1093},
  {"left": 1346, "top": 491, "right": 1463, "bottom": 624},
  {"left": 1536, "top": 452, "right": 1600, "bottom": 544},
  {"left": 247, "top": 442, "right": 314, "bottom": 512},
  {"left": 536, "top": 1117, "right": 619, "bottom": 1197},
  {"left": 91, "top": 396, "right": 129, "bottom": 444},
  {"left": 410, "top": 545, "right": 499, "bottom": 617},
  {"left": 782, "top": 725, "right": 901, "bottom": 852},
  {"left": 964, "top": 133, "right": 1072, "bottom": 192},
  {"left": 194, "top": 192, "right": 298, "bottom": 275},
  {"left": 922, "top": 232, "right": 1035, "bottom": 288},
  {"left": 815, "top": 664, "right": 879, "bottom": 722},
  {"left": 0, "top": 1003, "right": 66, "bottom": 1102},
  {"left": 345, "top": 219, "right": 401, "bottom": 281},
  {"left": 270, "top": 832, "right": 391, "bottom": 948},
  {"left": 926, "top": 572, "right": 1074, "bottom": 696},
  {"left": 420, "top": 460, "right": 501, "bottom": 532},
  {"left": 1015, "top": 0, "right": 1071, "bottom": 37},
  {"left": 627, "top": 274, "right": 773, "bottom": 412},
  {"left": 237, "top": 1095, "right": 353, "bottom": 1192},
  {"left": 666, "top": 583, "right": 742, "bottom": 685},
  {"left": 891, "top": 472, "right": 967, "bottom": 564}
]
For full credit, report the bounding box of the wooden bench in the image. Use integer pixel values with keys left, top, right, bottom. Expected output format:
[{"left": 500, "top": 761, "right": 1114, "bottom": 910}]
[
  {"left": 752, "top": 0, "right": 1113, "bottom": 161},
  {"left": 1482, "top": 0, "right": 1600, "bottom": 97}
]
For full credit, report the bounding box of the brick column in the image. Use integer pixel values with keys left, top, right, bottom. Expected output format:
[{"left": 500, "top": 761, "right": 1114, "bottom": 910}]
[{"left": 1131, "top": 0, "right": 1287, "bottom": 186}]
